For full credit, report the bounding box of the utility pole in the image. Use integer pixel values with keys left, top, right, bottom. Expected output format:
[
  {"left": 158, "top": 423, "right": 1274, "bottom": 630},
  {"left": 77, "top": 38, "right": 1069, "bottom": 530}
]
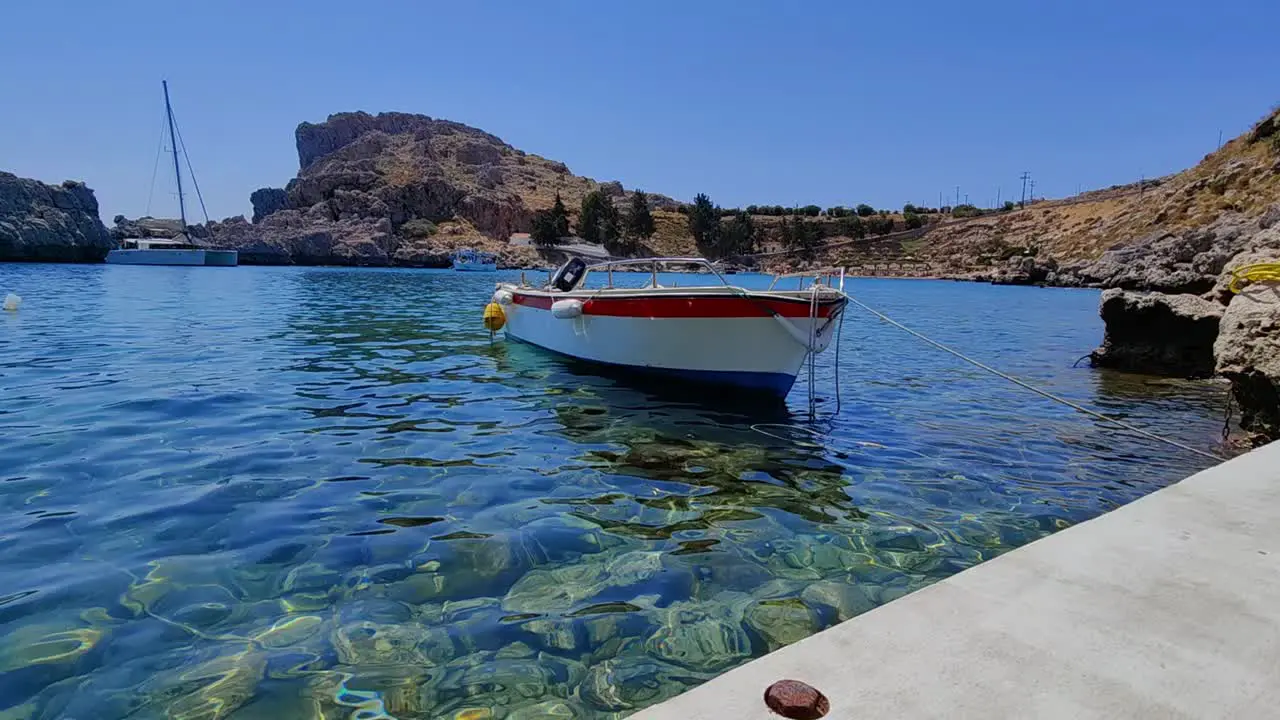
[
  {"left": 1028, "top": 179, "right": 1036, "bottom": 204},
  {"left": 1019, "top": 171, "right": 1030, "bottom": 208},
  {"left": 1217, "top": 130, "right": 1223, "bottom": 150},
  {"left": 955, "top": 186, "right": 960, "bottom": 207},
  {"left": 939, "top": 191, "right": 944, "bottom": 210},
  {"left": 964, "top": 193, "right": 969, "bottom": 205},
  {"left": 997, "top": 187, "right": 1001, "bottom": 208}
]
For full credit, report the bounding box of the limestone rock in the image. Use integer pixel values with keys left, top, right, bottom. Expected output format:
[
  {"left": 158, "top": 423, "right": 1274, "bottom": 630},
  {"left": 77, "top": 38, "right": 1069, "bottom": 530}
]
[
  {"left": 1090, "top": 289, "right": 1224, "bottom": 377},
  {"left": 743, "top": 598, "right": 820, "bottom": 650},
  {"left": 1209, "top": 249, "right": 1280, "bottom": 304},
  {"left": 205, "top": 110, "right": 679, "bottom": 266},
  {"left": 250, "top": 187, "right": 288, "bottom": 222},
  {"left": 1215, "top": 282, "right": 1280, "bottom": 445},
  {"left": 1072, "top": 211, "right": 1275, "bottom": 294},
  {"left": 203, "top": 212, "right": 396, "bottom": 266},
  {"left": 0, "top": 172, "right": 112, "bottom": 261}
]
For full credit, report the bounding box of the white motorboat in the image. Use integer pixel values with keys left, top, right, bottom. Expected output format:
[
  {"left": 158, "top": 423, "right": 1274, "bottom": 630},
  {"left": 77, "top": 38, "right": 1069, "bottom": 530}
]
[
  {"left": 489, "top": 257, "right": 847, "bottom": 398},
  {"left": 453, "top": 249, "right": 497, "bottom": 272},
  {"left": 106, "top": 80, "right": 238, "bottom": 267}
]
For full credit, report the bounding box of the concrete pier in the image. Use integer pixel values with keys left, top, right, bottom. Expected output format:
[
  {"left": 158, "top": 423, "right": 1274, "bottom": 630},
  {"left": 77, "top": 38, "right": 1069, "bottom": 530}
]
[{"left": 633, "top": 441, "right": 1280, "bottom": 720}]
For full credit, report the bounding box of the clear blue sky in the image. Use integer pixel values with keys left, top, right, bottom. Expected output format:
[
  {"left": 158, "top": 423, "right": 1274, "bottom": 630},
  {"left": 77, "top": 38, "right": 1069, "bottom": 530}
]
[{"left": 2, "top": 0, "right": 1277, "bottom": 222}]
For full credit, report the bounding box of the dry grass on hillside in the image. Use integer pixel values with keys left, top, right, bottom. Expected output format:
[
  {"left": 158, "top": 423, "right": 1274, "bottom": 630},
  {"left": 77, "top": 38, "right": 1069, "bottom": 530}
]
[{"left": 911, "top": 106, "right": 1280, "bottom": 270}]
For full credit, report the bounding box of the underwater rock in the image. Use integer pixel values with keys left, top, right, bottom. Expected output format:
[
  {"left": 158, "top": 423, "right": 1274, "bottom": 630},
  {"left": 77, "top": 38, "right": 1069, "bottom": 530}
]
[
  {"left": 157, "top": 647, "right": 267, "bottom": 720},
  {"left": 502, "top": 559, "right": 610, "bottom": 615},
  {"left": 579, "top": 654, "right": 699, "bottom": 712},
  {"left": 505, "top": 699, "right": 583, "bottom": 719},
  {"left": 644, "top": 601, "right": 754, "bottom": 673},
  {"left": 332, "top": 620, "right": 453, "bottom": 666},
  {"left": 744, "top": 598, "right": 821, "bottom": 650},
  {"left": 0, "top": 621, "right": 104, "bottom": 673},
  {"left": 433, "top": 652, "right": 585, "bottom": 713},
  {"left": 800, "top": 580, "right": 876, "bottom": 623},
  {"left": 753, "top": 539, "right": 866, "bottom": 581},
  {"left": 519, "top": 617, "right": 585, "bottom": 654},
  {"left": 254, "top": 615, "right": 324, "bottom": 649}
]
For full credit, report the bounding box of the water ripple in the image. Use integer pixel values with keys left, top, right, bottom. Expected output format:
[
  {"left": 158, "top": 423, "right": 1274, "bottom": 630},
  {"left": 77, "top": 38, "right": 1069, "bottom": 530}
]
[{"left": 0, "top": 264, "right": 1225, "bottom": 718}]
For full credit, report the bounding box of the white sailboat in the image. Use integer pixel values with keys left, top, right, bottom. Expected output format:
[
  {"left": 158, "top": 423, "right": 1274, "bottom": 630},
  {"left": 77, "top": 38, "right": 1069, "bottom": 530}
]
[{"left": 107, "top": 81, "right": 238, "bottom": 267}]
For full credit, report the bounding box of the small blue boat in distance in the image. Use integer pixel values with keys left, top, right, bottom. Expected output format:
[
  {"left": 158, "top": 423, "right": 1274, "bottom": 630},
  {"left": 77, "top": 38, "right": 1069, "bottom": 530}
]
[{"left": 453, "top": 249, "right": 497, "bottom": 272}]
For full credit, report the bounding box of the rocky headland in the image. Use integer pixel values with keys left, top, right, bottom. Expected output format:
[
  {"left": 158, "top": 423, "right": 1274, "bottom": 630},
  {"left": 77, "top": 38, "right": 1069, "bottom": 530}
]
[
  {"left": 188, "top": 111, "right": 679, "bottom": 268},
  {"left": 0, "top": 172, "right": 112, "bottom": 262}
]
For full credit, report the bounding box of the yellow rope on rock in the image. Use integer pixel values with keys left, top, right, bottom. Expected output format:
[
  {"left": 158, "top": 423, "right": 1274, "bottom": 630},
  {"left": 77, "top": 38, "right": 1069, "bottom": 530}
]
[{"left": 1229, "top": 262, "right": 1280, "bottom": 294}]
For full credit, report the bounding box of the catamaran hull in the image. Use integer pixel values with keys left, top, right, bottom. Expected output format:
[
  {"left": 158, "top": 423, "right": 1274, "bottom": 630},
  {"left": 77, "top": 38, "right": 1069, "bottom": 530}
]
[
  {"left": 106, "top": 249, "right": 239, "bottom": 266},
  {"left": 501, "top": 290, "right": 844, "bottom": 397}
]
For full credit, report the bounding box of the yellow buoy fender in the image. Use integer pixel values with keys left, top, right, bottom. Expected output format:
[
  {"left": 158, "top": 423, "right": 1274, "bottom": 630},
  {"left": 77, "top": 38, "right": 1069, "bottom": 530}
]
[{"left": 483, "top": 302, "right": 506, "bottom": 331}]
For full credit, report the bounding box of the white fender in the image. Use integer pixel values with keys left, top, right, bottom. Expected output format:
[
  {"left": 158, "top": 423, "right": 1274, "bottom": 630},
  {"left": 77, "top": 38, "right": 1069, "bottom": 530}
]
[
  {"left": 551, "top": 299, "right": 584, "bottom": 319},
  {"left": 493, "top": 289, "right": 514, "bottom": 305}
]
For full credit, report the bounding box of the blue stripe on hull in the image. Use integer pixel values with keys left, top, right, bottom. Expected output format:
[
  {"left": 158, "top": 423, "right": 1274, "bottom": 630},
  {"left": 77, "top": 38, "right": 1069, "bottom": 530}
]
[{"left": 507, "top": 336, "right": 797, "bottom": 398}]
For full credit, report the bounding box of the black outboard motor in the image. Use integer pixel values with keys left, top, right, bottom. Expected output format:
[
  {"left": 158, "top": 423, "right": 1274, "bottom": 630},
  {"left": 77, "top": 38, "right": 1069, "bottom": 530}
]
[{"left": 550, "top": 257, "right": 587, "bottom": 292}]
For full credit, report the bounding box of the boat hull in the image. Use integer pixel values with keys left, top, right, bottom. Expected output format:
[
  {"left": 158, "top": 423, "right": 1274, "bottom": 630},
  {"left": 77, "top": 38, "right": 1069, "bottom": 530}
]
[
  {"left": 106, "top": 249, "right": 239, "bottom": 266},
  {"left": 500, "top": 287, "right": 844, "bottom": 398}
]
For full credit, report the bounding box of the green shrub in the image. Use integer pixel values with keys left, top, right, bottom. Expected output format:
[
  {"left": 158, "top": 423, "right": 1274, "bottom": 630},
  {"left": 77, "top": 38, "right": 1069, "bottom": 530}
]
[{"left": 400, "top": 218, "right": 438, "bottom": 237}]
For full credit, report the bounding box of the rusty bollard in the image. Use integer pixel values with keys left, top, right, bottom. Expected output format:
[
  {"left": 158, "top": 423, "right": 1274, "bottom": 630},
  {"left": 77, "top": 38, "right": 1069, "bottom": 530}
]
[{"left": 764, "top": 679, "right": 829, "bottom": 719}]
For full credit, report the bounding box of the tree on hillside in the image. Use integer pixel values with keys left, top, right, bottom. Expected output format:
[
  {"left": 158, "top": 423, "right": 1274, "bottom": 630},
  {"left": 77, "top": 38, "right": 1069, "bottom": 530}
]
[
  {"left": 793, "top": 219, "right": 821, "bottom": 260},
  {"left": 599, "top": 198, "right": 622, "bottom": 252},
  {"left": 722, "top": 210, "right": 756, "bottom": 256},
  {"left": 836, "top": 215, "right": 866, "bottom": 239},
  {"left": 578, "top": 191, "right": 606, "bottom": 245},
  {"left": 689, "top": 193, "right": 722, "bottom": 258},
  {"left": 531, "top": 210, "right": 562, "bottom": 247},
  {"left": 1002, "top": 201, "right": 1016, "bottom": 212},
  {"left": 903, "top": 212, "right": 924, "bottom": 230},
  {"left": 624, "top": 190, "right": 656, "bottom": 247},
  {"left": 801, "top": 205, "right": 822, "bottom": 217},
  {"left": 551, "top": 193, "right": 570, "bottom": 238},
  {"left": 579, "top": 189, "right": 622, "bottom": 249},
  {"left": 856, "top": 203, "right": 875, "bottom": 217}
]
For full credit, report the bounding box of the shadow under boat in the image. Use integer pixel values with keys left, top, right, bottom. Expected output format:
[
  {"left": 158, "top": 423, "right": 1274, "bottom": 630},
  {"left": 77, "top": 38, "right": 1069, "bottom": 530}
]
[{"left": 505, "top": 336, "right": 793, "bottom": 418}]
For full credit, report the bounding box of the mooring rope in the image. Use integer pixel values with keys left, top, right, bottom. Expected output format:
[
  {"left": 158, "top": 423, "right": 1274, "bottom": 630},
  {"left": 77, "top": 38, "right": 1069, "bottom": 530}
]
[{"left": 839, "top": 291, "right": 1227, "bottom": 463}]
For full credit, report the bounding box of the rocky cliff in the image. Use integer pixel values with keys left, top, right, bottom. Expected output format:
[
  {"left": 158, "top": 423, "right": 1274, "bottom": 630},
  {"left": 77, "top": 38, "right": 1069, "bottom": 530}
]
[
  {"left": 0, "top": 172, "right": 113, "bottom": 262},
  {"left": 204, "top": 111, "right": 677, "bottom": 267}
]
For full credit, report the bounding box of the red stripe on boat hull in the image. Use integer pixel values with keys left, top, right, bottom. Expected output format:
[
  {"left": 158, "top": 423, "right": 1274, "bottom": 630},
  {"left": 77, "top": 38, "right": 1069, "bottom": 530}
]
[{"left": 511, "top": 293, "right": 840, "bottom": 318}]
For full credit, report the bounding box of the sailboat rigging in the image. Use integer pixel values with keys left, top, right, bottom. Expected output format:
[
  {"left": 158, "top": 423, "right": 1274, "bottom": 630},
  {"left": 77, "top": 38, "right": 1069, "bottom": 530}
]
[{"left": 106, "top": 80, "right": 237, "bottom": 267}]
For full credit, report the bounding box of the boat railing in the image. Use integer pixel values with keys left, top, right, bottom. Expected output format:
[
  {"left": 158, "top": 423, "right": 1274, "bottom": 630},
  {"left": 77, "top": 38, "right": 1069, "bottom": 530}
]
[
  {"left": 767, "top": 267, "right": 847, "bottom": 292},
  {"left": 582, "top": 257, "right": 731, "bottom": 289}
]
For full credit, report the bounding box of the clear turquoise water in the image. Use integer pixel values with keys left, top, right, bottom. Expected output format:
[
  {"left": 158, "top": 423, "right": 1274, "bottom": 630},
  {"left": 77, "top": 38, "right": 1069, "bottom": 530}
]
[{"left": 0, "top": 264, "right": 1226, "bottom": 719}]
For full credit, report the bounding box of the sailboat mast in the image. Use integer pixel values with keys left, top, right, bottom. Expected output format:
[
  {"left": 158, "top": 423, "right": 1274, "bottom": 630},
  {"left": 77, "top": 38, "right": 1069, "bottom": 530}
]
[{"left": 162, "top": 80, "right": 187, "bottom": 230}]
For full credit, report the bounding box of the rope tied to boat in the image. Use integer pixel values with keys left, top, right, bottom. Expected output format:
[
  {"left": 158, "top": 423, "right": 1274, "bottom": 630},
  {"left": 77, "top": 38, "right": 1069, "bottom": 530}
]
[
  {"left": 838, "top": 290, "right": 1227, "bottom": 463},
  {"left": 1228, "top": 262, "right": 1280, "bottom": 294}
]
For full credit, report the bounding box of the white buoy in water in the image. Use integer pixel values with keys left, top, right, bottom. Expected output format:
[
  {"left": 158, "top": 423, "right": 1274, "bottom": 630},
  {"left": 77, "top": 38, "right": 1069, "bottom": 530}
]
[{"left": 2, "top": 293, "right": 19, "bottom": 312}]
